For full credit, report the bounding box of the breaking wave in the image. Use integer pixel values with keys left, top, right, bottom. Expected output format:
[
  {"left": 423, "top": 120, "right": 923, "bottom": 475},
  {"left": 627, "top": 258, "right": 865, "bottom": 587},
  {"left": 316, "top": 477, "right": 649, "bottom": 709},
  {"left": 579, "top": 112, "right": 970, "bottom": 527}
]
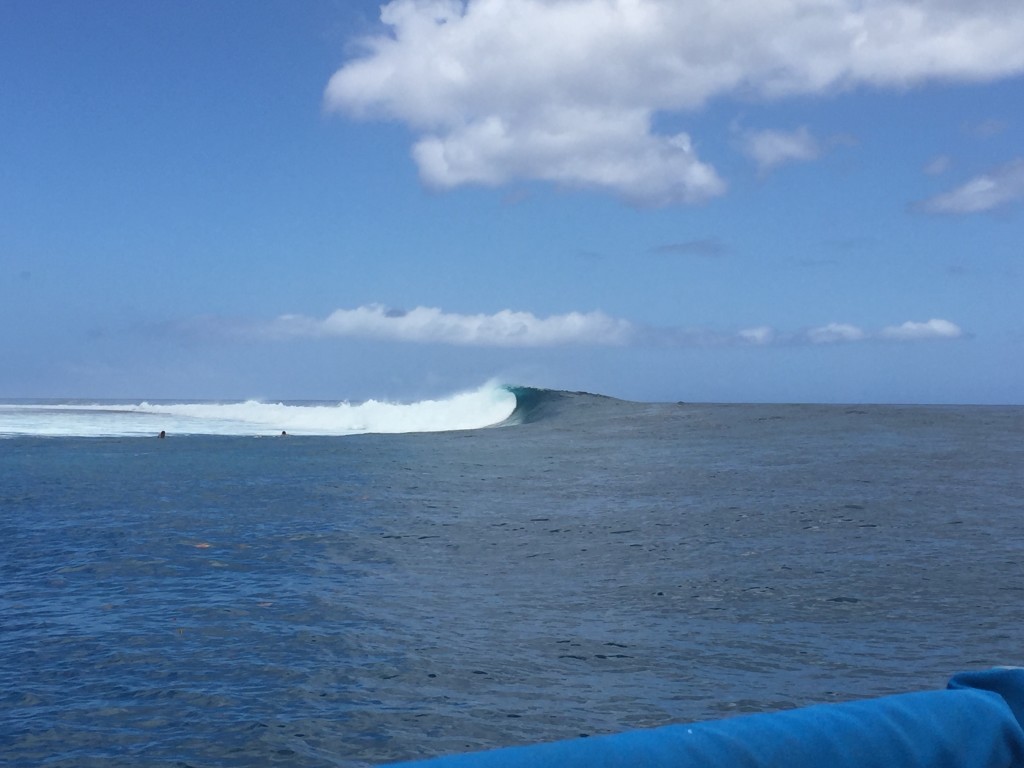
[
  {"left": 0, "top": 383, "right": 520, "bottom": 437},
  {"left": 0, "top": 384, "right": 630, "bottom": 438}
]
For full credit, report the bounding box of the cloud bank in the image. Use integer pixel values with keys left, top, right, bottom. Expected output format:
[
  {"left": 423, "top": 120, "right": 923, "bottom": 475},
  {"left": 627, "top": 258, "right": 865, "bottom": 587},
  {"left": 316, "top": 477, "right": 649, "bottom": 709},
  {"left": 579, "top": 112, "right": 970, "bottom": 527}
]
[
  {"left": 263, "top": 305, "right": 963, "bottom": 348},
  {"left": 878, "top": 318, "right": 964, "bottom": 341},
  {"left": 750, "top": 319, "right": 964, "bottom": 345},
  {"left": 269, "top": 305, "right": 634, "bottom": 347},
  {"left": 326, "top": 0, "right": 1024, "bottom": 204},
  {"left": 721, "top": 319, "right": 963, "bottom": 346}
]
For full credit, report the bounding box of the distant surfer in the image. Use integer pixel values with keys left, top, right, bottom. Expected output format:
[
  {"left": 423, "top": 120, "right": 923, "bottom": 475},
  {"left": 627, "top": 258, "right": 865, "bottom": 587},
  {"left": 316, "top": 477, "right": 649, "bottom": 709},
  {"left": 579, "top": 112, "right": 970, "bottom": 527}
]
[
  {"left": 158, "top": 430, "right": 166, "bottom": 439},
  {"left": 281, "top": 430, "right": 287, "bottom": 436}
]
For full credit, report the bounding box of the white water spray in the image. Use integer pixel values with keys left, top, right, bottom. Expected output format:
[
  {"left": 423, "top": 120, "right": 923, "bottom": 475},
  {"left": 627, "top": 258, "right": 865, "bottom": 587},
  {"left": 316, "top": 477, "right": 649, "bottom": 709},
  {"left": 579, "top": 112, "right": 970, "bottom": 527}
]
[{"left": 0, "top": 383, "right": 518, "bottom": 437}]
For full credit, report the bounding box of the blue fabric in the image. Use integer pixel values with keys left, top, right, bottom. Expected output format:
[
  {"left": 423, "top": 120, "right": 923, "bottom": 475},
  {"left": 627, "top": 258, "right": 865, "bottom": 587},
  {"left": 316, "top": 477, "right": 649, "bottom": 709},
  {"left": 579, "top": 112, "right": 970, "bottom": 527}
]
[{"left": 390, "top": 668, "right": 1024, "bottom": 767}]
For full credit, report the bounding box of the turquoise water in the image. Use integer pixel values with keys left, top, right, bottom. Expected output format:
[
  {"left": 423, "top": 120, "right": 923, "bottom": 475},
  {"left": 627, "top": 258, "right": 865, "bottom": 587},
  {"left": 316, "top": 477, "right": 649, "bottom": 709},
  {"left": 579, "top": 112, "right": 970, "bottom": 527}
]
[{"left": 2, "top": 391, "right": 1023, "bottom": 766}]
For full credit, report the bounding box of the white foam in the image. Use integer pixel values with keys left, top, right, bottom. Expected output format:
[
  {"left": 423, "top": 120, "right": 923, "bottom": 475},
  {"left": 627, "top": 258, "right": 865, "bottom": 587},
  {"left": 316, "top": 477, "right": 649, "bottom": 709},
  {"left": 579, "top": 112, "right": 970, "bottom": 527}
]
[{"left": 0, "top": 383, "right": 518, "bottom": 437}]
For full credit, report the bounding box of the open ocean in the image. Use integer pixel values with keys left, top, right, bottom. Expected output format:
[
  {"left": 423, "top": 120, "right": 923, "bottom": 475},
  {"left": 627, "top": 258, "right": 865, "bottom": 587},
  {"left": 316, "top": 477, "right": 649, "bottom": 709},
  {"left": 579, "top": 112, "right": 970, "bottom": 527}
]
[{"left": 2, "top": 385, "right": 1023, "bottom": 767}]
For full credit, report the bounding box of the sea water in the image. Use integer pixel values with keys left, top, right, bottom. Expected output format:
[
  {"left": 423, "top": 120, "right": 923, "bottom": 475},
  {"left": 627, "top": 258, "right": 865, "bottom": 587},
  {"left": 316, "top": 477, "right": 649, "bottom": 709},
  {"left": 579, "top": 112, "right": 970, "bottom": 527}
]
[{"left": 2, "top": 387, "right": 1023, "bottom": 766}]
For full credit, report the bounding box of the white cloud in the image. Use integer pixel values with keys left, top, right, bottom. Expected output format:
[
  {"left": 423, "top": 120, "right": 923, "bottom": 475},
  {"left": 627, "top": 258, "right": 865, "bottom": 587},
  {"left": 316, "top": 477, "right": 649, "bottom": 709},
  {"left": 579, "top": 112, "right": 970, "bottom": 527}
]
[
  {"left": 806, "top": 323, "right": 868, "bottom": 344},
  {"left": 738, "top": 126, "right": 820, "bottom": 173},
  {"left": 798, "top": 320, "right": 964, "bottom": 344},
  {"left": 260, "top": 306, "right": 964, "bottom": 349},
  {"left": 411, "top": 110, "right": 726, "bottom": 205},
  {"left": 326, "top": 0, "right": 1024, "bottom": 204},
  {"left": 879, "top": 318, "right": 964, "bottom": 340},
  {"left": 738, "top": 326, "right": 776, "bottom": 345},
  {"left": 799, "top": 319, "right": 964, "bottom": 343},
  {"left": 920, "top": 159, "right": 1024, "bottom": 213},
  {"left": 269, "top": 305, "right": 635, "bottom": 347}
]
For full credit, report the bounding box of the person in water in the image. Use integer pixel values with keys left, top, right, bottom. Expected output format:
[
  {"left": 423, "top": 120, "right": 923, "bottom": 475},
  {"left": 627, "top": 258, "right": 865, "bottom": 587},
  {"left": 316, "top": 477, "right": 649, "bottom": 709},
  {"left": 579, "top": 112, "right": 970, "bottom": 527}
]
[{"left": 158, "top": 430, "right": 166, "bottom": 439}]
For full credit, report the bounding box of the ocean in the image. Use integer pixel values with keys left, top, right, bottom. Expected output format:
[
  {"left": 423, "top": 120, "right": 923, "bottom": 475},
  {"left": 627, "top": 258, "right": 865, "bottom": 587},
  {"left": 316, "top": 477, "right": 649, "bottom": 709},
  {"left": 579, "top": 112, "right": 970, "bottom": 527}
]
[{"left": 2, "top": 385, "right": 1023, "bottom": 766}]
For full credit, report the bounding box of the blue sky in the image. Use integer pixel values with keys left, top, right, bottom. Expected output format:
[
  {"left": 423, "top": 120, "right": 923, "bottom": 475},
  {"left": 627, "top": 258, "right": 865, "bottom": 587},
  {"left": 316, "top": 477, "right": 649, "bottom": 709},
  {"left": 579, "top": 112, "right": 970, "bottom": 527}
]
[{"left": 1, "top": 0, "right": 1022, "bottom": 404}]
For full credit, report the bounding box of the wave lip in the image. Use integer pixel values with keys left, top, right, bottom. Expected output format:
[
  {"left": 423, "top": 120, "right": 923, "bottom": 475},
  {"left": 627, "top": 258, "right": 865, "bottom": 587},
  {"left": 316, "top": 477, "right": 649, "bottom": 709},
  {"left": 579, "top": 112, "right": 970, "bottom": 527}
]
[
  {"left": 0, "top": 384, "right": 518, "bottom": 438},
  {"left": 501, "top": 385, "right": 626, "bottom": 427},
  {"left": 502, "top": 386, "right": 569, "bottom": 425}
]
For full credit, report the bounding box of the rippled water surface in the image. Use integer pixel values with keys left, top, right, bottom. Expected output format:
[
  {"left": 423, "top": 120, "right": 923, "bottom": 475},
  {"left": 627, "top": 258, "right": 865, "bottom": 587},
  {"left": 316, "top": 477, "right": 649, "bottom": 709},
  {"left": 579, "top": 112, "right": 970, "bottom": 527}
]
[{"left": 3, "top": 399, "right": 1023, "bottom": 766}]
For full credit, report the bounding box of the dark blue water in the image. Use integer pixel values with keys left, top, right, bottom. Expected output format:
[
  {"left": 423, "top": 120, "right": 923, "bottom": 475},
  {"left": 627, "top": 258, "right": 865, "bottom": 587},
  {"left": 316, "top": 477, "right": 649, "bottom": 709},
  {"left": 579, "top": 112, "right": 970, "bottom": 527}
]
[{"left": 3, "top": 392, "right": 1023, "bottom": 766}]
